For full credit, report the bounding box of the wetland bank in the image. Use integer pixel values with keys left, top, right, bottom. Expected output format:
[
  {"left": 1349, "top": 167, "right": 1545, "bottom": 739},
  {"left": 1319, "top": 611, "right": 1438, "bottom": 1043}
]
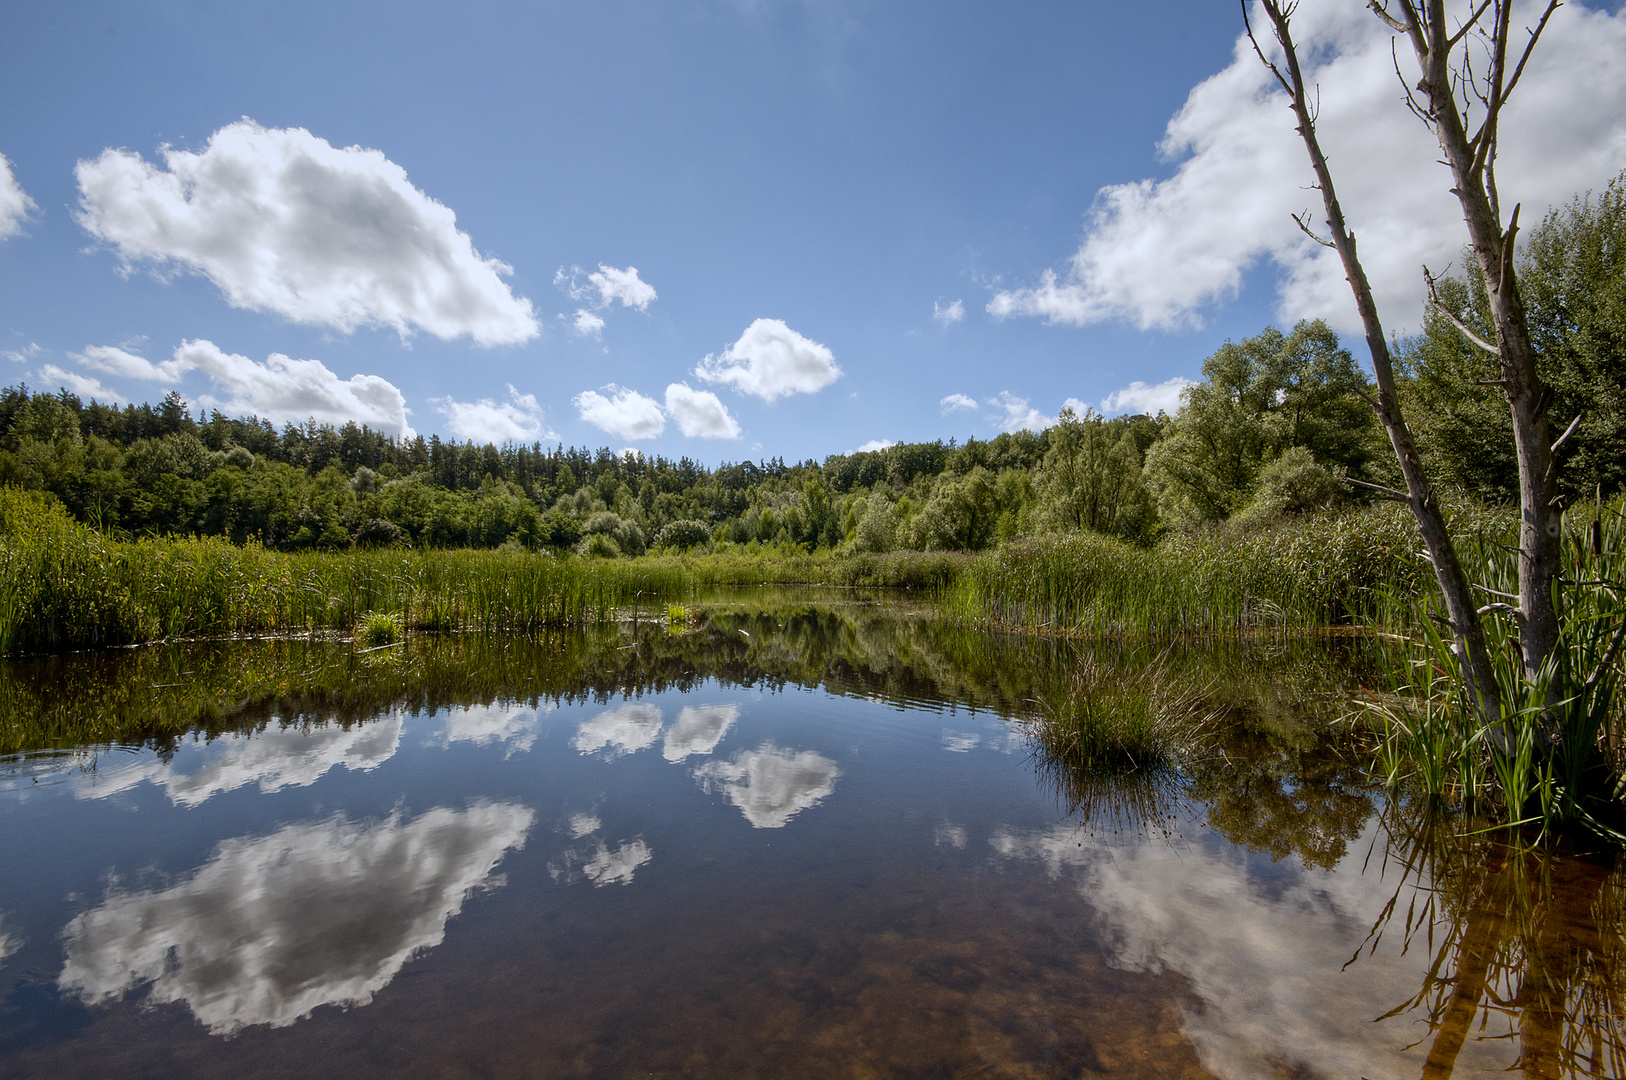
[{"left": 2, "top": 593, "right": 1625, "bottom": 1078}]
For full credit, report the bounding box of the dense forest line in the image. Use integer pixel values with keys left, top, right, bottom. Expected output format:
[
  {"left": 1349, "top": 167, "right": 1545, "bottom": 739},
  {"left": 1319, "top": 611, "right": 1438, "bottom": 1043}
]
[{"left": 4, "top": 175, "right": 1621, "bottom": 557}]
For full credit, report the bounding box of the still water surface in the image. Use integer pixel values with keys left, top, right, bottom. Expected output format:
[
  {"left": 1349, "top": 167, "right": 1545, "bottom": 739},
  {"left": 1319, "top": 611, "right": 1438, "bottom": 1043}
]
[{"left": 0, "top": 596, "right": 1622, "bottom": 1078}]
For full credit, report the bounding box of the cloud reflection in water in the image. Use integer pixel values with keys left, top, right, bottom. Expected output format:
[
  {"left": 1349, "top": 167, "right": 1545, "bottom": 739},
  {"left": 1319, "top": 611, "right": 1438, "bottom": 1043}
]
[
  {"left": 695, "top": 743, "right": 840, "bottom": 829},
  {"left": 662, "top": 704, "right": 738, "bottom": 761},
  {"left": 434, "top": 702, "right": 544, "bottom": 755},
  {"left": 989, "top": 820, "right": 1503, "bottom": 1078},
  {"left": 74, "top": 715, "right": 402, "bottom": 807},
  {"left": 58, "top": 801, "right": 534, "bottom": 1035},
  {"left": 573, "top": 703, "right": 663, "bottom": 758}
]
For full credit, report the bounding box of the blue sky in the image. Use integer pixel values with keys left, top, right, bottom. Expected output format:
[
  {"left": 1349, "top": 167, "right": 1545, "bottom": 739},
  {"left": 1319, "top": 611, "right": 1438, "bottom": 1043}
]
[{"left": 2, "top": 1, "right": 1623, "bottom": 463}]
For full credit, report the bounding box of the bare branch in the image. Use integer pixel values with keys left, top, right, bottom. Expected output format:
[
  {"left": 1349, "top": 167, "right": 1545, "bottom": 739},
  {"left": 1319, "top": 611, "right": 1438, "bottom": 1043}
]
[
  {"left": 1472, "top": 582, "right": 1520, "bottom": 601},
  {"left": 1503, "top": 2, "right": 1562, "bottom": 109},
  {"left": 1368, "top": 0, "right": 1410, "bottom": 33},
  {"left": 1448, "top": 0, "right": 1498, "bottom": 49},
  {"left": 1423, "top": 265, "right": 1500, "bottom": 355},
  {"left": 1345, "top": 476, "right": 1411, "bottom": 500},
  {"left": 1551, "top": 413, "right": 1583, "bottom": 456},
  {"left": 1292, "top": 211, "right": 1337, "bottom": 248},
  {"left": 1478, "top": 602, "right": 1522, "bottom": 619}
]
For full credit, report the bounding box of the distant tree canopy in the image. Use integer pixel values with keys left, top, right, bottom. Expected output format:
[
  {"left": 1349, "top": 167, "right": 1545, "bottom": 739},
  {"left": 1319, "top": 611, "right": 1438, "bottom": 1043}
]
[{"left": 4, "top": 179, "right": 1620, "bottom": 558}]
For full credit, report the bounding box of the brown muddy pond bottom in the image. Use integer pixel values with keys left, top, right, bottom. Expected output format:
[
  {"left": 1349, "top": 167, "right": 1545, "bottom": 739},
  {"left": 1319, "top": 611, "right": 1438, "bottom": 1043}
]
[{"left": 0, "top": 613, "right": 1622, "bottom": 1078}]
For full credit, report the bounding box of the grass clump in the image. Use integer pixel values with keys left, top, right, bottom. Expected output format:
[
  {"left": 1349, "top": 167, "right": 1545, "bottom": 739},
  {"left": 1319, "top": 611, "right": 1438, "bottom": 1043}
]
[
  {"left": 358, "top": 611, "right": 401, "bottom": 646},
  {"left": 1028, "top": 651, "right": 1216, "bottom": 773}
]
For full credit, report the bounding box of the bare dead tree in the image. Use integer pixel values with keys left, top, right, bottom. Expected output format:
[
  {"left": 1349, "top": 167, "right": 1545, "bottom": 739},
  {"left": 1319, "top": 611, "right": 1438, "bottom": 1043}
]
[{"left": 1241, "top": 0, "right": 1508, "bottom": 731}]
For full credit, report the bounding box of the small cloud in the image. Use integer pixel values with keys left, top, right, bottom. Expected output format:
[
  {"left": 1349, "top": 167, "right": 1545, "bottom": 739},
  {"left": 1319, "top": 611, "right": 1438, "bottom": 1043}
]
[
  {"left": 569, "top": 309, "right": 606, "bottom": 338},
  {"left": 555, "top": 264, "right": 657, "bottom": 313},
  {"left": 3, "top": 343, "right": 41, "bottom": 364},
  {"left": 75, "top": 344, "right": 187, "bottom": 383},
  {"left": 0, "top": 153, "right": 37, "bottom": 240},
  {"left": 988, "top": 391, "right": 1056, "bottom": 433},
  {"left": 850, "top": 439, "right": 894, "bottom": 454},
  {"left": 572, "top": 385, "right": 666, "bottom": 441},
  {"left": 939, "top": 393, "right": 977, "bottom": 415},
  {"left": 37, "top": 364, "right": 126, "bottom": 404},
  {"left": 695, "top": 318, "right": 841, "bottom": 402},
  {"left": 664, "top": 383, "right": 741, "bottom": 439},
  {"left": 933, "top": 298, "right": 965, "bottom": 325},
  {"left": 1100, "top": 377, "right": 1195, "bottom": 417},
  {"left": 436, "top": 385, "right": 557, "bottom": 444},
  {"left": 174, "top": 340, "right": 415, "bottom": 437}
]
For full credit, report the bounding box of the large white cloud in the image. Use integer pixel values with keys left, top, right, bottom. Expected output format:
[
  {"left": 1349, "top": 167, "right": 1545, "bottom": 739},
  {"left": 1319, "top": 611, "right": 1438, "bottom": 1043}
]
[
  {"left": 573, "top": 702, "right": 664, "bottom": 758},
  {"left": 989, "top": 818, "right": 1513, "bottom": 1078},
  {"left": 661, "top": 703, "right": 739, "bottom": 761},
  {"left": 694, "top": 743, "right": 840, "bottom": 828},
  {"left": 75, "top": 120, "right": 539, "bottom": 345},
  {"left": 0, "top": 152, "right": 36, "bottom": 239},
  {"left": 695, "top": 318, "right": 841, "bottom": 401},
  {"left": 664, "top": 383, "right": 741, "bottom": 439},
  {"left": 59, "top": 803, "right": 534, "bottom": 1035},
  {"left": 76, "top": 716, "right": 402, "bottom": 807},
  {"left": 573, "top": 385, "right": 666, "bottom": 441},
  {"left": 435, "top": 385, "right": 556, "bottom": 444},
  {"left": 1100, "top": 376, "right": 1194, "bottom": 417},
  {"left": 989, "top": 2, "right": 1626, "bottom": 336}
]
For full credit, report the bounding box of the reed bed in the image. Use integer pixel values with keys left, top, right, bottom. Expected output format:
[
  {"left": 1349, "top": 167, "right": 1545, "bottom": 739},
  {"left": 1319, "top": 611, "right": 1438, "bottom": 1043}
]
[
  {"left": 0, "top": 489, "right": 693, "bottom": 653},
  {"left": 944, "top": 505, "right": 1435, "bottom": 635}
]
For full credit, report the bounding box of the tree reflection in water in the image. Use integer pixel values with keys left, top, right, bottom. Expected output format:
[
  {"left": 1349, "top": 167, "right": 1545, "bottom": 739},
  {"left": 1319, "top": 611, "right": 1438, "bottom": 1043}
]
[{"left": 1361, "top": 803, "right": 1626, "bottom": 1078}]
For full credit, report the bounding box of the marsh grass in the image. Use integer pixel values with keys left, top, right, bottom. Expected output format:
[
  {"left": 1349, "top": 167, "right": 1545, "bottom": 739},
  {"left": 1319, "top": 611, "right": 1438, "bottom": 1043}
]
[
  {"left": 358, "top": 611, "right": 401, "bottom": 646},
  {"left": 1363, "top": 495, "right": 1626, "bottom": 835},
  {"left": 945, "top": 505, "right": 1432, "bottom": 635}
]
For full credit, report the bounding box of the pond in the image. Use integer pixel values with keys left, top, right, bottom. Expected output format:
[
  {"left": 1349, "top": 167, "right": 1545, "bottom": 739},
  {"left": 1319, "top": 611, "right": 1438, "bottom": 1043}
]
[{"left": 0, "top": 594, "right": 1622, "bottom": 1078}]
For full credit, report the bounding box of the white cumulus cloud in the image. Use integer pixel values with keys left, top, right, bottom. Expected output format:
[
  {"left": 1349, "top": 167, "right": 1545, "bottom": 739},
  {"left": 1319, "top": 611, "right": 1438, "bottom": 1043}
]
[
  {"left": 989, "top": 391, "right": 1056, "bottom": 433},
  {"left": 59, "top": 803, "right": 534, "bottom": 1035},
  {"left": 573, "top": 385, "right": 666, "bottom": 441},
  {"left": 695, "top": 318, "right": 841, "bottom": 402},
  {"left": 933, "top": 298, "right": 965, "bottom": 324},
  {"left": 988, "top": 3, "right": 1626, "bottom": 336},
  {"left": 1100, "top": 376, "right": 1194, "bottom": 417},
  {"left": 569, "top": 309, "right": 606, "bottom": 338},
  {"left": 850, "top": 439, "right": 895, "bottom": 453},
  {"left": 0, "top": 152, "right": 37, "bottom": 239},
  {"left": 433, "top": 702, "right": 544, "bottom": 756},
  {"left": 177, "top": 339, "right": 414, "bottom": 437},
  {"left": 664, "top": 383, "right": 741, "bottom": 439},
  {"left": 75, "top": 120, "right": 539, "bottom": 345},
  {"left": 940, "top": 393, "right": 978, "bottom": 415},
  {"left": 76, "top": 344, "right": 188, "bottom": 383},
  {"left": 436, "top": 385, "right": 556, "bottom": 444},
  {"left": 556, "top": 264, "right": 658, "bottom": 312},
  {"left": 35, "top": 364, "right": 126, "bottom": 405}
]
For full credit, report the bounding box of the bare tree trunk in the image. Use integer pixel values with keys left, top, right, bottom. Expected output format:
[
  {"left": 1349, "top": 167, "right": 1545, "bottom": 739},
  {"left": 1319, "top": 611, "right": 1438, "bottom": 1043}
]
[
  {"left": 1245, "top": 1, "right": 1504, "bottom": 727},
  {"left": 1376, "top": 0, "right": 1565, "bottom": 686}
]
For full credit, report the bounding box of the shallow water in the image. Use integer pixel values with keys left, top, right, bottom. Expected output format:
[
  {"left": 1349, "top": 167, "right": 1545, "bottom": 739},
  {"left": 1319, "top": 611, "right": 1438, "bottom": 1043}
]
[{"left": 0, "top": 597, "right": 1622, "bottom": 1078}]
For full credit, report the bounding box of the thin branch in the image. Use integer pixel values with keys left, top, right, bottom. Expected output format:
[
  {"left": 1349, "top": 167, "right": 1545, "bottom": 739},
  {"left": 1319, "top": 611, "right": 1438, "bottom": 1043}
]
[
  {"left": 1551, "top": 413, "right": 1583, "bottom": 456},
  {"left": 1368, "top": 1, "right": 1410, "bottom": 33},
  {"left": 1292, "top": 211, "right": 1337, "bottom": 248},
  {"left": 1478, "top": 602, "right": 1522, "bottom": 618},
  {"left": 1423, "top": 265, "right": 1500, "bottom": 355},
  {"left": 1503, "top": 1, "right": 1562, "bottom": 109},
  {"left": 1345, "top": 476, "right": 1411, "bottom": 501},
  {"left": 1448, "top": 0, "right": 1498, "bottom": 49},
  {"left": 1472, "top": 582, "right": 1520, "bottom": 601}
]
